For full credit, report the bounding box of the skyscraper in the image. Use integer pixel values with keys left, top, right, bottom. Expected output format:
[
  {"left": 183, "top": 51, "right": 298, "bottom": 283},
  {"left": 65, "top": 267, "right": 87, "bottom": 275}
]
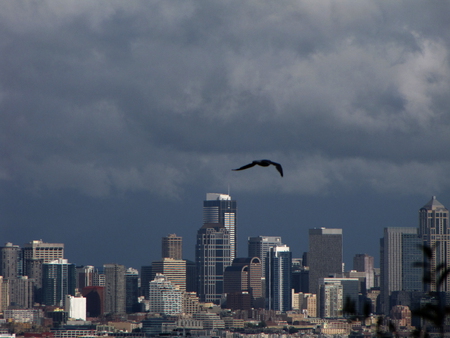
[
  {"left": 380, "top": 227, "right": 422, "bottom": 315},
  {"left": 248, "top": 236, "right": 283, "bottom": 274},
  {"left": 224, "top": 257, "right": 263, "bottom": 309},
  {"left": 125, "top": 268, "right": 139, "bottom": 313},
  {"left": 196, "top": 222, "right": 232, "bottom": 303},
  {"left": 419, "top": 196, "right": 450, "bottom": 292},
  {"left": 308, "top": 228, "right": 343, "bottom": 295},
  {"left": 151, "top": 258, "right": 186, "bottom": 291},
  {"left": 103, "top": 264, "right": 126, "bottom": 316},
  {"left": 203, "top": 193, "right": 237, "bottom": 260},
  {"left": 266, "top": 245, "right": 292, "bottom": 312},
  {"left": 22, "top": 240, "right": 64, "bottom": 289},
  {"left": 353, "top": 254, "right": 375, "bottom": 290},
  {"left": 0, "top": 243, "right": 21, "bottom": 278},
  {"left": 162, "top": 234, "right": 182, "bottom": 260},
  {"left": 42, "top": 259, "right": 76, "bottom": 307}
]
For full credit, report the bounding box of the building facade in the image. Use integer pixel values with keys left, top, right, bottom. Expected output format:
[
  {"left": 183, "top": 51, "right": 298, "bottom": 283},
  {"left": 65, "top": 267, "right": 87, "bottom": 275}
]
[
  {"left": 203, "top": 193, "right": 237, "bottom": 260},
  {"left": 42, "top": 259, "right": 76, "bottom": 307},
  {"left": 248, "top": 236, "right": 283, "bottom": 275},
  {"left": 149, "top": 274, "right": 182, "bottom": 315},
  {"left": 308, "top": 228, "right": 343, "bottom": 295},
  {"left": 151, "top": 258, "right": 186, "bottom": 291},
  {"left": 103, "top": 264, "right": 126, "bottom": 316},
  {"left": 162, "top": 234, "right": 183, "bottom": 260},
  {"left": 196, "top": 222, "right": 232, "bottom": 303},
  {"left": 418, "top": 196, "right": 450, "bottom": 292},
  {"left": 0, "top": 243, "right": 21, "bottom": 278},
  {"left": 265, "top": 245, "right": 292, "bottom": 312},
  {"left": 380, "top": 227, "right": 422, "bottom": 315}
]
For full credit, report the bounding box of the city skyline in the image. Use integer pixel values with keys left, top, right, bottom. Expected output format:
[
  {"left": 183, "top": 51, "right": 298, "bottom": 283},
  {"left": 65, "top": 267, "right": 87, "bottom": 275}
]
[
  {"left": 0, "top": 194, "right": 447, "bottom": 272},
  {"left": 1, "top": 1, "right": 450, "bottom": 275}
]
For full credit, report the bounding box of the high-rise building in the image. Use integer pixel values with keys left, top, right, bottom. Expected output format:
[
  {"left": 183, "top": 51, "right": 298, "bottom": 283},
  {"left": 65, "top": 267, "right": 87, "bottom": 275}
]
[
  {"left": 353, "top": 254, "right": 375, "bottom": 290},
  {"left": 224, "top": 257, "right": 263, "bottom": 309},
  {"left": 196, "top": 222, "right": 232, "bottom": 303},
  {"left": 81, "top": 286, "right": 104, "bottom": 317},
  {"left": 0, "top": 243, "right": 21, "bottom": 278},
  {"left": 42, "top": 259, "right": 76, "bottom": 307},
  {"left": 5, "top": 276, "right": 34, "bottom": 309},
  {"left": 162, "top": 234, "right": 182, "bottom": 260},
  {"left": 318, "top": 279, "right": 343, "bottom": 318},
  {"left": 266, "top": 245, "right": 292, "bottom": 312},
  {"left": 248, "top": 236, "right": 283, "bottom": 274},
  {"left": 125, "top": 268, "right": 140, "bottom": 313},
  {"left": 203, "top": 193, "right": 237, "bottom": 260},
  {"left": 152, "top": 258, "right": 186, "bottom": 291},
  {"left": 76, "top": 265, "right": 96, "bottom": 290},
  {"left": 419, "top": 196, "right": 450, "bottom": 292},
  {"left": 380, "top": 227, "right": 422, "bottom": 315},
  {"left": 149, "top": 274, "right": 182, "bottom": 315},
  {"left": 103, "top": 264, "right": 126, "bottom": 316},
  {"left": 22, "top": 240, "right": 64, "bottom": 290},
  {"left": 308, "top": 228, "right": 343, "bottom": 295}
]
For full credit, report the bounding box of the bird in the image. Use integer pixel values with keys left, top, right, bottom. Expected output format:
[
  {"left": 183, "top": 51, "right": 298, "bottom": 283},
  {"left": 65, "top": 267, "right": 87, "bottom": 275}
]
[{"left": 232, "top": 159, "right": 283, "bottom": 177}]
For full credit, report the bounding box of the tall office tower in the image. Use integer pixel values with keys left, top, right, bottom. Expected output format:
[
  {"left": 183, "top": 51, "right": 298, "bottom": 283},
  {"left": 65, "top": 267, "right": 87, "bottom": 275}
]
[
  {"left": 419, "top": 196, "right": 450, "bottom": 292},
  {"left": 204, "top": 193, "right": 237, "bottom": 260},
  {"left": 353, "top": 254, "right": 375, "bottom": 290},
  {"left": 22, "top": 240, "right": 64, "bottom": 289},
  {"left": 0, "top": 243, "right": 21, "bottom": 278},
  {"left": 149, "top": 274, "right": 183, "bottom": 315},
  {"left": 196, "top": 222, "right": 232, "bottom": 303},
  {"left": 103, "top": 264, "right": 126, "bottom": 316},
  {"left": 152, "top": 258, "right": 186, "bottom": 291},
  {"left": 380, "top": 227, "right": 422, "bottom": 315},
  {"left": 248, "top": 236, "right": 283, "bottom": 275},
  {"left": 308, "top": 228, "right": 343, "bottom": 295},
  {"left": 266, "top": 245, "right": 292, "bottom": 312},
  {"left": 162, "top": 234, "right": 182, "bottom": 260},
  {"left": 42, "top": 259, "right": 76, "bottom": 307},
  {"left": 224, "top": 257, "right": 263, "bottom": 309},
  {"left": 125, "top": 268, "right": 140, "bottom": 313}
]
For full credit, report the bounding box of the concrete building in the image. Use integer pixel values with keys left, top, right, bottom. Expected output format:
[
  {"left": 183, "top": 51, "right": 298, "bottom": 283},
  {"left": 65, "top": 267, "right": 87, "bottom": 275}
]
[
  {"left": 203, "top": 193, "right": 237, "bottom": 260},
  {"left": 0, "top": 243, "right": 21, "bottom": 278},
  {"left": 318, "top": 280, "right": 343, "bottom": 318},
  {"left": 103, "top": 264, "right": 126, "bottom": 315},
  {"left": 149, "top": 273, "right": 182, "bottom": 315},
  {"left": 292, "top": 291, "right": 317, "bottom": 317},
  {"left": 162, "top": 234, "right": 182, "bottom": 260},
  {"left": 65, "top": 295, "right": 86, "bottom": 320},
  {"left": 151, "top": 258, "right": 186, "bottom": 291},
  {"left": 5, "top": 276, "right": 34, "bottom": 309},
  {"left": 308, "top": 228, "right": 343, "bottom": 296},
  {"left": 22, "top": 240, "right": 64, "bottom": 290}
]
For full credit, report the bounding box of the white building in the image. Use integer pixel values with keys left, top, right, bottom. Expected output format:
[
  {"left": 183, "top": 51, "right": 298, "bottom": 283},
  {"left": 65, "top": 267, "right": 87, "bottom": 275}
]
[
  {"left": 65, "top": 295, "right": 86, "bottom": 320},
  {"left": 149, "top": 274, "right": 182, "bottom": 315}
]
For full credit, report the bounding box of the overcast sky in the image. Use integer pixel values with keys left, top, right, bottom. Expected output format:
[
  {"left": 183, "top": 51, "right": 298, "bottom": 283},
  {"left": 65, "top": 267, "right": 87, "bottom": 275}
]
[{"left": 1, "top": 1, "right": 450, "bottom": 270}]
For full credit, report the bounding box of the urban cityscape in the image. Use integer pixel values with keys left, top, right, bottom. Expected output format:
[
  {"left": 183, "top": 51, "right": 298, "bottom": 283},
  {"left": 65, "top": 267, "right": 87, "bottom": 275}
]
[{"left": 0, "top": 194, "right": 448, "bottom": 337}]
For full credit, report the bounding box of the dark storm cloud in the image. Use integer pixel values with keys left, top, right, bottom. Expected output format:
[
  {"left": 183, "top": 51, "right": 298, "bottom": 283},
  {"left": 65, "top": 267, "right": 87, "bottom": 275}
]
[{"left": 1, "top": 0, "right": 450, "bottom": 200}]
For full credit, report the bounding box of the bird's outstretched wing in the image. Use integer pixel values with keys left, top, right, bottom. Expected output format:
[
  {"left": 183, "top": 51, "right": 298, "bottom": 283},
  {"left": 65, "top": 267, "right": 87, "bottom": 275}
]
[
  {"left": 271, "top": 161, "right": 283, "bottom": 177},
  {"left": 232, "top": 162, "right": 257, "bottom": 171}
]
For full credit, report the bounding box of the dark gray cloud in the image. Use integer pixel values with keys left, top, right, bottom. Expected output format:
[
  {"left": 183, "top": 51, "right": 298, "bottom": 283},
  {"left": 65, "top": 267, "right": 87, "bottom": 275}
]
[{"left": 1, "top": 1, "right": 450, "bottom": 267}]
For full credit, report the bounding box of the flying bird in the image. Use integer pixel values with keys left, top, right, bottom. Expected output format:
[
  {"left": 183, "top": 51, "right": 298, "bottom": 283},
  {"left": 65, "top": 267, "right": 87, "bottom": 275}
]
[{"left": 232, "top": 159, "right": 283, "bottom": 177}]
